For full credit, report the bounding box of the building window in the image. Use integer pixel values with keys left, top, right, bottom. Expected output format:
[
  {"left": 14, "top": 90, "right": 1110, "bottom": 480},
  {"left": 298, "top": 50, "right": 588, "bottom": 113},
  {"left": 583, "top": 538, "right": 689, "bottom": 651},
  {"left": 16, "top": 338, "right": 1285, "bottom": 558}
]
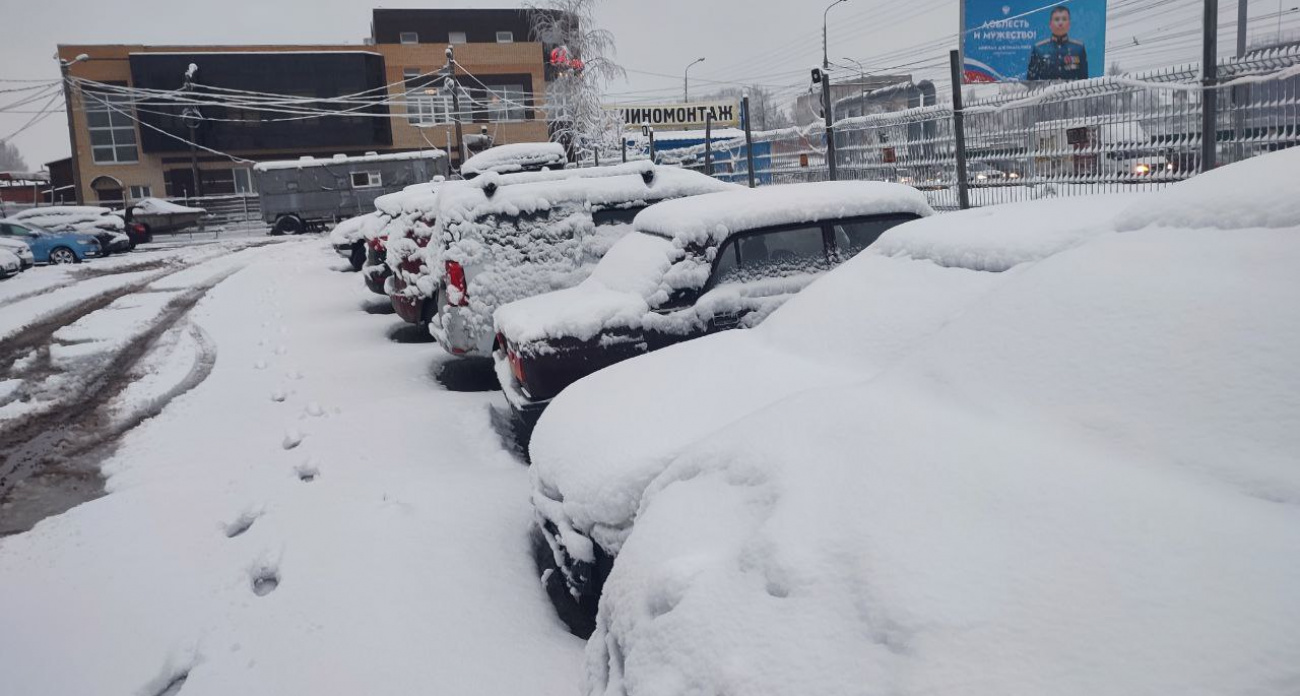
[
  {"left": 400, "top": 32, "right": 419, "bottom": 45},
  {"left": 448, "top": 31, "right": 467, "bottom": 44},
  {"left": 351, "top": 171, "right": 382, "bottom": 188},
  {"left": 84, "top": 91, "right": 138, "bottom": 165},
  {"left": 486, "top": 84, "right": 527, "bottom": 122},
  {"left": 496, "top": 31, "right": 515, "bottom": 43},
  {"left": 128, "top": 185, "right": 151, "bottom": 199}
]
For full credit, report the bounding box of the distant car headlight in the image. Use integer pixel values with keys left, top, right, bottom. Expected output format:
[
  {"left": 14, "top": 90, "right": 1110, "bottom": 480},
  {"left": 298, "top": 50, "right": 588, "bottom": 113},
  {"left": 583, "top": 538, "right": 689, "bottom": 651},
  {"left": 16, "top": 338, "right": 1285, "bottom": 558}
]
[
  {"left": 976, "top": 174, "right": 988, "bottom": 180},
  {"left": 1008, "top": 172, "right": 1020, "bottom": 179},
  {"left": 1134, "top": 163, "right": 1151, "bottom": 174}
]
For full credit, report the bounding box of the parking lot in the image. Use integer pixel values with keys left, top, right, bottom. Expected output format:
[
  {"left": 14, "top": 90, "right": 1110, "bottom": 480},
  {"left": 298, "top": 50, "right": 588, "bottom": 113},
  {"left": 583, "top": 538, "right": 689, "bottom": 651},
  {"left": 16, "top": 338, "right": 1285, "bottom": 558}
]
[{"left": 1, "top": 144, "right": 1298, "bottom": 696}]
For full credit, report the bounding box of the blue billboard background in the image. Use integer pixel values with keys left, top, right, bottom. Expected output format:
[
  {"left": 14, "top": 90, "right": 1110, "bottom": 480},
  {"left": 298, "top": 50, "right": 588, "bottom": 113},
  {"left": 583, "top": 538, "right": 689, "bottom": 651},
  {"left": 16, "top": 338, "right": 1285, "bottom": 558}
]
[{"left": 963, "top": 0, "right": 1107, "bottom": 82}]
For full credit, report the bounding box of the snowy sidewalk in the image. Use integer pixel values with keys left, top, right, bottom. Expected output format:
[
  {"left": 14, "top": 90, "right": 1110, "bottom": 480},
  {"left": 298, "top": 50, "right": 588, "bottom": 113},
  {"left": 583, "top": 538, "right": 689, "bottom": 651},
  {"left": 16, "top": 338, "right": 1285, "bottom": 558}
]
[{"left": 0, "top": 242, "right": 583, "bottom": 695}]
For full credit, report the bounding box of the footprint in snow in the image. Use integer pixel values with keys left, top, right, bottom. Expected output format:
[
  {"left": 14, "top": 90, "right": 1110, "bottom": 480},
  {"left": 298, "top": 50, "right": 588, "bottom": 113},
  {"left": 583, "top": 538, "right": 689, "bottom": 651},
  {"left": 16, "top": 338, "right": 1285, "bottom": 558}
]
[
  {"left": 224, "top": 510, "right": 261, "bottom": 539},
  {"left": 286, "top": 370, "right": 304, "bottom": 381},
  {"left": 303, "top": 401, "right": 324, "bottom": 418},
  {"left": 282, "top": 429, "right": 304, "bottom": 450},
  {"left": 274, "top": 345, "right": 288, "bottom": 355},
  {"left": 270, "top": 388, "right": 287, "bottom": 403},
  {"left": 295, "top": 461, "right": 319, "bottom": 482},
  {"left": 253, "top": 359, "right": 268, "bottom": 370},
  {"left": 250, "top": 564, "right": 280, "bottom": 596}
]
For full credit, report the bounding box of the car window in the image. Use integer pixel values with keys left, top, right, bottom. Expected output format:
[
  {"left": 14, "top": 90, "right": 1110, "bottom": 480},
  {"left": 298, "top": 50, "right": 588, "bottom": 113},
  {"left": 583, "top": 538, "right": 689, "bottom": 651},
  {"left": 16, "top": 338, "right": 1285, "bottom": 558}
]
[
  {"left": 592, "top": 206, "right": 645, "bottom": 227},
  {"left": 712, "top": 225, "right": 829, "bottom": 287},
  {"left": 831, "top": 214, "right": 921, "bottom": 258}
]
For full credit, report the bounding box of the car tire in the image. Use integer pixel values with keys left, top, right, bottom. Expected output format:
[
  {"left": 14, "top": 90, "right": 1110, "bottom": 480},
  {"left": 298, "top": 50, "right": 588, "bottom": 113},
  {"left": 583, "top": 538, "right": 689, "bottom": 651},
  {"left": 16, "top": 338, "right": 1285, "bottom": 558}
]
[
  {"left": 48, "top": 247, "right": 78, "bottom": 265},
  {"left": 348, "top": 242, "right": 366, "bottom": 272},
  {"left": 272, "top": 215, "right": 304, "bottom": 236}
]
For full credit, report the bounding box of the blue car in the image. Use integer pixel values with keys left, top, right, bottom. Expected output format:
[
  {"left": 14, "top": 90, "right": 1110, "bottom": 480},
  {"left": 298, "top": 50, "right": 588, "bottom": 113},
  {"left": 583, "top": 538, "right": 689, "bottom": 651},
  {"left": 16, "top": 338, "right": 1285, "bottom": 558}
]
[{"left": 0, "top": 220, "right": 101, "bottom": 264}]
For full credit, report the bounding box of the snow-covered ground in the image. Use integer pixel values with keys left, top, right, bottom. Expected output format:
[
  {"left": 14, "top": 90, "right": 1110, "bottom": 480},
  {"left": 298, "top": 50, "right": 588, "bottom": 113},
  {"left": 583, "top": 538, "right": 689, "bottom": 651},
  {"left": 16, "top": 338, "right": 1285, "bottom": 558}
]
[{"left": 0, "top": 240, "right": 583, "bottom": 694}]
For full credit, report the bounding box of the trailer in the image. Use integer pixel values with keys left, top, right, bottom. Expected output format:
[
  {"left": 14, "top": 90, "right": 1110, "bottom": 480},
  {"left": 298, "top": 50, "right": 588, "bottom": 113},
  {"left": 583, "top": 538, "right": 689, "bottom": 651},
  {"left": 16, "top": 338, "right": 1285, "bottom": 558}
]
[{"left": 252, "top": 149, "right": 448, "bottom": 235}]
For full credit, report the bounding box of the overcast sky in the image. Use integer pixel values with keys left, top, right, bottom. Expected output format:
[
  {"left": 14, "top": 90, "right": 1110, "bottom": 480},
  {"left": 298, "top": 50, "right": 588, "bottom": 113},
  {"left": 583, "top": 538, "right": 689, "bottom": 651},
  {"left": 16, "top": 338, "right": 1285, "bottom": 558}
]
[{"left": 2, "top": 0, "right": 1294, "bottom": 168}]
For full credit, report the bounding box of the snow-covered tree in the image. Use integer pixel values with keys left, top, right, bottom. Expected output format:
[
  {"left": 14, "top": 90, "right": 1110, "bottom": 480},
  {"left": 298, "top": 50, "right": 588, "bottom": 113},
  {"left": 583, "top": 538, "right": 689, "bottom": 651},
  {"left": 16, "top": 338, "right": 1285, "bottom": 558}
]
[
  {"left": 527, "top": 0, "right": 625, "bottom": 160},
  {"left": 0, "top": 140, "right": 29, "bottom": 172},
  {"left": 697, "top": 86, "right": 793, "bottom": 131}
]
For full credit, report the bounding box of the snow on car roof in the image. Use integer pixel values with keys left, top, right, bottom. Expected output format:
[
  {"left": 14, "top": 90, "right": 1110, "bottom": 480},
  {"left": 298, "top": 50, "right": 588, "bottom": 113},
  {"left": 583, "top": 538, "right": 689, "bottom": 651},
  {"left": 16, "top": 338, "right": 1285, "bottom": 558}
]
[
  {"left": 870, "top": 192, "right": 1144, "bottom": 272},
  {"left": 130, "top": 198, "right": 206, "bottom": 216},
  {"left": 252, "top": 149, "right": 446, "bottom": 172},
  {"left": 439, "top": 164, "right": 730, "bottom": 224},
  {"left": 327, "top": 212, "right": 387, "bottom": 246},
  {"left": 634, "top": 180, "right": 934, "bottom": 246},
  {"left": 11, "top": 206, "right": 113, "bottom": 218},
  {"left": 460, "top": 142, "right": 568, "bottom": 177},
  {"left": 1116, "top": 145, "right": 1300, "bottom": 232}
]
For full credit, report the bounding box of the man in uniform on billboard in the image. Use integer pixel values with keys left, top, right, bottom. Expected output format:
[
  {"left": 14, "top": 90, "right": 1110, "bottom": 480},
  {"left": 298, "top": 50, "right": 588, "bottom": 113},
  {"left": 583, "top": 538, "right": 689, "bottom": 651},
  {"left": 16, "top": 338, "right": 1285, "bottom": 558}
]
[{"left": 1027, "top": 6, "right": 1089, "bottom": 80}]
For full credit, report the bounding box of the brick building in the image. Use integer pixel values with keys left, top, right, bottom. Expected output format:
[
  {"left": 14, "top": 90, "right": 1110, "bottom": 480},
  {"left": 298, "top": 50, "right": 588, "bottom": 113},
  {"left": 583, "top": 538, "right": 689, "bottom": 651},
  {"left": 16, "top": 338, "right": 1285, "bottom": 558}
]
[{"left": 57, "top": 8, "right": 558, "bottom": 205}]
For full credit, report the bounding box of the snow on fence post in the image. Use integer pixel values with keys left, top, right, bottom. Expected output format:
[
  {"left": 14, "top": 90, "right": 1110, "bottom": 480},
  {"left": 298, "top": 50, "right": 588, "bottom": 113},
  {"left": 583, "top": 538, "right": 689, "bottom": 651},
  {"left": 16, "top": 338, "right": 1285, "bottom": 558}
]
[
  {"left": 705, "top": 112, "right": 714, "bottom": 177},
  {"left": 742, "top": 94, "right": 756, "bottom": 188}
]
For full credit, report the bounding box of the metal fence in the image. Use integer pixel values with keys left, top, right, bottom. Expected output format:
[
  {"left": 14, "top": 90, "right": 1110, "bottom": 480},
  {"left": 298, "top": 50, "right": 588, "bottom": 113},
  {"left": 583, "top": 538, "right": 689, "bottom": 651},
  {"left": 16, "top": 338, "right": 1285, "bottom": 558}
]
[{"left": 671, "top": 45, "right": 1300, "bottom": 210}]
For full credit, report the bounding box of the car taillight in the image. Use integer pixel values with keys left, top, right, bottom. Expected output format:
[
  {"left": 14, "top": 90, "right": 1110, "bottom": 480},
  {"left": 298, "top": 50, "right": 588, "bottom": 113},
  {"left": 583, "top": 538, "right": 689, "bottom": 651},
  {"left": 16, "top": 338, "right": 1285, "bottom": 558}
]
[
  {"left": 130, "top": 223, "right": 146, "bottom": 233},
  {"left": 445, "top": 260, "right": 468, "bottom": 306}
]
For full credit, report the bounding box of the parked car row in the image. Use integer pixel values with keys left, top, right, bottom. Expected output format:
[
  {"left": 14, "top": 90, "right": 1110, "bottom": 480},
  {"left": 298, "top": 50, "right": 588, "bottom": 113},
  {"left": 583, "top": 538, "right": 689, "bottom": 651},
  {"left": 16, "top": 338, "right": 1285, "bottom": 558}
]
[
  {"left": 326, "top": 144, "right": 1300, "bottom": 693},
  {"left": 0, "top": 202, "right": 178, "bottom": 276}
]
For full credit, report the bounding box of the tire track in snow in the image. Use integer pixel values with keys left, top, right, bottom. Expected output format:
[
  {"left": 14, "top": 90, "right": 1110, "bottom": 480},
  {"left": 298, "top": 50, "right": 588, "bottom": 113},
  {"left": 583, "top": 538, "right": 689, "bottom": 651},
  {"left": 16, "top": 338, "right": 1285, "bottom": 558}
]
[{"left": 0, "top": 268, "right": 239, "bottom": 536}]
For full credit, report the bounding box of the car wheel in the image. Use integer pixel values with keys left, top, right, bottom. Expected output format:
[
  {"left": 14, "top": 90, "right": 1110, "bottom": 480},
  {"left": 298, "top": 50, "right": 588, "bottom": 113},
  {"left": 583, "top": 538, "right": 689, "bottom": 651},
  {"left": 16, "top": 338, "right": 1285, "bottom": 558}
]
[
  {"left": 272, "top": 215, "right": 304, "bottom": 236},
  {"left": 348, "top": 242, "right": 366, "bottom": 272},
  {"left": 48, "top": 247, "right": 78, "bottom": 265}
]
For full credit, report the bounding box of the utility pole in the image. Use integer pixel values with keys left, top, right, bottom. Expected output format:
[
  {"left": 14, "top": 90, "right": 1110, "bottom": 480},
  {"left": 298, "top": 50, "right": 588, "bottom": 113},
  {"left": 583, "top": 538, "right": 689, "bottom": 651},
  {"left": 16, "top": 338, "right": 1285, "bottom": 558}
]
[
  {"left": 815, "top": 68, "right": 839, "bottom": 181},
  {"left": 58, "top": 53, "right": 89, "bottom": 205},
  {"left": 446, "top": 46, "right": 468, "bottom": 170},
  {"left": 742, "top": 93, "right": 756, "bottom": 188},
  {"left": 684, "top": 57, "right": 705, "bottom": 102},
  {"left": 823, "top": 0, "right": 849, "bottom": 71},
  {"left": 181, "top": 63, "right": 204, "bottom": 199},
  {"left": 948, "top": 50, "right": 971, "bottom": 210},
  {"left": 1202, "top": 0, "right": 1219, "bottom": 172}
]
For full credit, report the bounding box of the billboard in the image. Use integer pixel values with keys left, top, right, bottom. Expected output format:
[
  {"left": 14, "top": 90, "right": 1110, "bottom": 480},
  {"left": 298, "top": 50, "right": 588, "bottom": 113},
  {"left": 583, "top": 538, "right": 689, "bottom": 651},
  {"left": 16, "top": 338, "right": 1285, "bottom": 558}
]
[
  {"left": 962, "top": 0, "right": 1107, "bottom": 83},
  {"left": 604, "top": 100, "right": 741, "bottom": 130}
]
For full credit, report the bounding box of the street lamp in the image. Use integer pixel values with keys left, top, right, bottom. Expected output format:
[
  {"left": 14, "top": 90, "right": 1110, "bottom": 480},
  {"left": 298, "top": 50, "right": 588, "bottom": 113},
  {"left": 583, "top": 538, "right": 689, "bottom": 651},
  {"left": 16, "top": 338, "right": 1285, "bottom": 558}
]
[
  {"left": 823, "top": 0, "right": 849, "bottom": 71},
  {"left": 684, "top": 57, "right": 705, "bottom": 102}
]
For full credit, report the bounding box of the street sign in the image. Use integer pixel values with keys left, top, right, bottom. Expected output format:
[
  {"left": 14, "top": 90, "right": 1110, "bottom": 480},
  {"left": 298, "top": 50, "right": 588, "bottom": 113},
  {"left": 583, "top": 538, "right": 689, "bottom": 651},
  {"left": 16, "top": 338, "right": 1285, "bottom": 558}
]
[
  {"left": 962, "top": 0, "right": 1107, "bottom": 83},
  {"left": 605, "top": 100, "right": 741, "bottom": 129}
]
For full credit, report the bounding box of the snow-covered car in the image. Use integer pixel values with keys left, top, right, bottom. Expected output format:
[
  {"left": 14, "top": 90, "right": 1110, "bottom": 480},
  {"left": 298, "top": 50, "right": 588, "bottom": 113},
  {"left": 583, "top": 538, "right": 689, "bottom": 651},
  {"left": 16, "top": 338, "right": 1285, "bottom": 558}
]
[
  {"left": 526, "top": 190, "right": 1145, "bottom": 630},
  {"left": 0, "top": 247, "right": 20, "bottom": 278},
  {"left": 559, "top": 149, "right": 1300, "bottom": 695},
  {"left": 493, "top": 181, "right": 932, "bottom": 424},
  {"left": 0, "top": 236, "right": 35, "bottom": 270},
  {"left": 460, "top": 141, "right": 567, "bottom": 179},
  {"left": 327, "top": 212, "right": 387, "bottom": 272},
  {"left": 0, "top": 220, "right": 101, "bottom": 264},
  {"left": 7, "top": 205, "right": 127, "bottom": 256},
  {"left": 422, "top": 163, "right": 737, "bottom": 357},
  {"left": 126, "top": 197, "right": 206, "bottom": 236}
]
